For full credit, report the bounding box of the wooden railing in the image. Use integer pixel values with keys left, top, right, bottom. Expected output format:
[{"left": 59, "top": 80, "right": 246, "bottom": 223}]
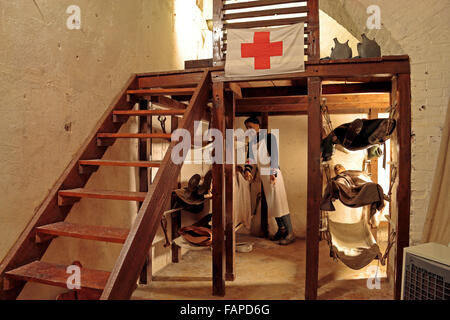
[{"left": 100, "top": 70, "right": 211, "bottom": 300}]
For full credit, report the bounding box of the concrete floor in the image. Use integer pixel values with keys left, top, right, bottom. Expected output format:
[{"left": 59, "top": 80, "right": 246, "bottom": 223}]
[{"left": 132, "top": 231, "right": 393, "bottom": 300}]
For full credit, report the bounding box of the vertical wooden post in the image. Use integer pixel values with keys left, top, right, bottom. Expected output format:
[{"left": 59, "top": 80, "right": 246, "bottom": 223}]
[
  {"left": 260, "top": 113, "right": 269, "bottom": 238},
  {"left": 171, "top": 115, "right": 182, "bottom": 263},
  {"left": 394, "top": 73, "right": 411, "bottom": 300},
  {"left": 368, "top": 109, "right": 379, "bottom": 184},
  {"left": 305, "top": 77, "right": 322, "bottom": 300},
  {"left": 138, "top": 99, "right": 152, "bottom": 285},
  {"left": 307, "top": 0, "right": 320, "bottom": 62},
  {"left": 212, "top": 82, "right": 226, "bottom": 296},
  {"left": 225, "top": 92, "right": 235, "bottom": 281},
  {"left": 368, "top": 109, "right": 379, "bottom": 241},
  {"left": 212, "top": 0, "right": 224, "bottom": 67}
]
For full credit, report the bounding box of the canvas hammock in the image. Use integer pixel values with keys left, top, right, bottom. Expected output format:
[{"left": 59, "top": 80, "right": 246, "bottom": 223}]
[{"left": 319, "top": 100, "right": 398, "bottom": 270}]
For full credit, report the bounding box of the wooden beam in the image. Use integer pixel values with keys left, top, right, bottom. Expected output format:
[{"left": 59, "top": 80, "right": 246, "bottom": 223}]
[
  {"left": 213, "top": 0, "right": 224, "bottom": 66},
  {"left": 100, "top": 71, "right": 210, "bottom": 300},
  {"left": 211, "top": 81, "right": 226, "bottom": 296},
  {"left": 138, "top": 99, "right": 151, "bottom": 285},
  {"left": 223, "top": 5, "right": 308, "bottom": 20},
  {"left": 260, "top": 113, "right": 269, "bottom": 239},
  {"left": 138, "top": 72, "right": 203, "bottom": 89},
  {"left": 211, "top": 58, "right": 410, "bottom": 82},
  {"left": 223, "top": 0, "right": 303, "bottom": 10},
  {"left": 305, "top": 77, "right": 322, "bottom": 300},
  {"left": 394, "top": 73, "right": 411, "bottom": 300},
  {"left": 0, "top": 74, "right": 139, "bottom": 300},
  {"left": 236, "top": 93, "right": 390, "bottom": 114},
  {"left": 171, "top": 115, "right": 182, "bottom": 264},
  {"left": 225, "top": 91, "right": 235, "bottom": 281},
  {"left": 150, "top": 96, "right": 188, "bottom": 110},
  {"left": 307, "top": 0, "right": 320, "bottom": 62},
  {"left": 228, "top": 83, "right": 242, "bottom": 99}
]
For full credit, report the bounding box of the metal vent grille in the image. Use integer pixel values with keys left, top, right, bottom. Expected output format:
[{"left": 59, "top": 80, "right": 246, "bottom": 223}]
[{"left": 403, "top": 253, "right": 450, "bottom": 300}]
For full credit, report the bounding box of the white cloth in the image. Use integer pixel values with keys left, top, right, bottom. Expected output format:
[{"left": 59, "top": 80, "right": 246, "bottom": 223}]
[
  {"left": 225, "top": 23, "right": 305, "bottom": 77},
  {"left": 234, "top": 171, "right": 252, "bottom": 229},
  {"left": 256, "top": 138, "right": 290, "bottom": 218}
]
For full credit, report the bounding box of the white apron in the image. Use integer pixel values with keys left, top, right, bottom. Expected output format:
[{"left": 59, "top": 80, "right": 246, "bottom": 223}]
[{"left": 255, "top": 138, "right": 290, "bottom": 218}]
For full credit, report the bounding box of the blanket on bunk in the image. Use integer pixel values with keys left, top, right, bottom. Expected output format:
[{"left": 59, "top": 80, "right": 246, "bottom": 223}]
[
  {"left": 321, "top": 118, "right": 396, "bottom": 161},
  {"left": 320, "top": 170, "right": 386, "bottom": 217}
]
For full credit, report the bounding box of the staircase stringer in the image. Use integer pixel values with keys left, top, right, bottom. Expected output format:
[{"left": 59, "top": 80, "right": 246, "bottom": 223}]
[
  {"left": 0, "top": 74, "right": 140, "bottom": 300},
  {"left": 100, "top": 70, "right": 211, "bottom": 300}
]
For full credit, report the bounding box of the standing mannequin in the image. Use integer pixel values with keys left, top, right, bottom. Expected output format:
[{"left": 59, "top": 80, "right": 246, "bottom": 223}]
[{"left": 243, "top": 117, "right": 295, "bottom": 245}]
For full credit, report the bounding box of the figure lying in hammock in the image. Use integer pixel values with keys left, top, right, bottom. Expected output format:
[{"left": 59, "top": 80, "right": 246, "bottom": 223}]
[
  {"left": 320, "top": 164, "right": 388, "bottom": 219},
  {"left": 321, "top": 118, "right": 396, "bottom": 161}
]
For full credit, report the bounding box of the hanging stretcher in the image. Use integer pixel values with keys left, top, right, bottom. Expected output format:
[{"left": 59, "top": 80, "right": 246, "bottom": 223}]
[{"left": 319, "top": 101, "right": 398, "bottom": 270}]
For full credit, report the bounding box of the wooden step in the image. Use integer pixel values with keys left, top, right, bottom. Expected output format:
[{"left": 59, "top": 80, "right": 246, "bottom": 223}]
[
  {"left": 112, "top": 109, "right": 186, "bottom": 123},
  {"left": 35, "top": 222, "right": 129, "bottom": 244},
  {"left": 113, "top": 109, "right": 186, "bottom": 116},
  {"left": 96, "top": 133, "right": 171, "bottom": 146},
  {"left": 127, "top": 88, "right": 196, "bottom": 96},
  {"left": 58, "top": 188, "right": 147, "bottom": 206},
  {"left": 78, "top": 159, "right": 161, "bottom": 174},
  {"left": 4, "top": 261, "right": 110, "bottom": 292}
]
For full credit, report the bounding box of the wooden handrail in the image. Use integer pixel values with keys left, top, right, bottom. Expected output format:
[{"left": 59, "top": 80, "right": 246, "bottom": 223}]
[{"left": 100, "top": 70, "right": 211, "bottom": 300}]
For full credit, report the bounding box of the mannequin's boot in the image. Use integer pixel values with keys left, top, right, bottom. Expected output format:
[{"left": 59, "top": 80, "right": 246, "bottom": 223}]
[
  {"left": 270, "top": 217, "right": 287, "bottom": 241},
  {"left": 279, "top": 214, "right": 295, "bottom": 245}
]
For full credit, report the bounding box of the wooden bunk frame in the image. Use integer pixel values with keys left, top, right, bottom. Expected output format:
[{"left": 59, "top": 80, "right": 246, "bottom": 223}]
[{"left": 208, "top": 0, "right": 411, "bottom": 300}]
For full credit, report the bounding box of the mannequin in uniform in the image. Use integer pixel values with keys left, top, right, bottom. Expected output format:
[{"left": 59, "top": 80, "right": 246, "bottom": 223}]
[{"left": 243, "top": 117, "right": 295, "bottom": 245}]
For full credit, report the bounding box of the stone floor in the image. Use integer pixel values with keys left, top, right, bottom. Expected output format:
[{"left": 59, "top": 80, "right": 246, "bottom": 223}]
[{"left": 132, "top": 231, "right": 393, "bottom": 300}]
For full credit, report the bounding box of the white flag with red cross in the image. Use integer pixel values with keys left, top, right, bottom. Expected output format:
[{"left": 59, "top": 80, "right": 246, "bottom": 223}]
[{"left": 225, "top": 22, "right": 305, "bottom": 77}]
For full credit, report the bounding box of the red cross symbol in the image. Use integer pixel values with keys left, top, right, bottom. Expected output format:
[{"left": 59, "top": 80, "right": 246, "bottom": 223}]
[{"left": 241, "top": 32, "right": 283, "bottom": 70}]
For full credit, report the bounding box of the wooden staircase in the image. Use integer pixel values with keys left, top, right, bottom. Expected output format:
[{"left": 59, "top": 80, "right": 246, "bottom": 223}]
[{"left": 0, "top": 68, "right": 211, "bottom": 300}]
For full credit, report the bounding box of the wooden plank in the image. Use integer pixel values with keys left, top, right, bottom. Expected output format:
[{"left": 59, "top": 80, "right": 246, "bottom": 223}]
[
  {"left": 5, "top": 261, "right": 109, "bottom": 292},
  {"left": 138, "top": 99, "right": 151, "bottom": 285},
  {"left": 138, "top": 72, "right": 203, "bottom": 89},
  {"left": 212, "top": 81, "right": 226, "bottom": 296},
  {"left": 100, "top": 70, "right": 210, "bottom": 300},
  {"left": 306, "top": 0, "right": 319, "bottom": 61},
  {"left": 0, "top": 74, "right": 138, "bottom": 300},
  {"left": 394, "top": 73, "right": 411, "bottom": 300},
  {"left": 113, "top": 109, "right": 185, "bottom": 116},
  {"left": 58, "top": 189, "right": 147, "bottom": 203},
  {"left": 127, "top": 88, "right": 196, "bottom": 96},
  {"left": 229, "top": 83, "right": 242, "bottom": 99},
  {"left": 78, "top": 159, "right": 161, "bottom": 168},
  {"left": 213, "top": 0, "right": 225, "bottom": 66},
  {"left": 260, "top": 113, "right": 269, "bottom": 239},
  {"left": 211, "top": 58, "right": 410, "bottom": 82},
  {"left": 150, "top": 96, "right": 189, "bottom": 110},
  {"left": 185, "top": 59, "right": 213, "bottom": 69},
  {"left": 224, "top": 17, "right": 307, "bottom": 29},
  {"left": 97, "top": 133, "right": 171, "bottom": 139},
  {"left": 235, "top": 93, "right": 390, "bottom": 113},
  {"left": 225, "top": 91, "right": 235, "bottom": 281},
  {"left": 35, "top": 222, "right": 129, "bottom": 244},
  {"left": 223, "top": 0, "right": 303, "bottom": 10},
  {"left": 171, "top": 116, "right": 182, "bottom": 264},
  {"left": 223, "top": 6, "right": 308, "bottom": 20},
  {"left": 305, "top": 76, "right": 321, "bottom": 300}
]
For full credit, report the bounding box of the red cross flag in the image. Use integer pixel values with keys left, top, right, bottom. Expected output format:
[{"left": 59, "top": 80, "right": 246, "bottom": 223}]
[{"left": 225, "top": 22, "right": 305, "bottom": 77}]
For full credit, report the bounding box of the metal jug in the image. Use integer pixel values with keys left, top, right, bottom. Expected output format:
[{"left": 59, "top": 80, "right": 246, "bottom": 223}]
[
  {"left": 330, "top": 38, "right": 353, "bottom": 60},
  {"left": 357, "top": 33, "right": 381, "bottom": 58}
]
